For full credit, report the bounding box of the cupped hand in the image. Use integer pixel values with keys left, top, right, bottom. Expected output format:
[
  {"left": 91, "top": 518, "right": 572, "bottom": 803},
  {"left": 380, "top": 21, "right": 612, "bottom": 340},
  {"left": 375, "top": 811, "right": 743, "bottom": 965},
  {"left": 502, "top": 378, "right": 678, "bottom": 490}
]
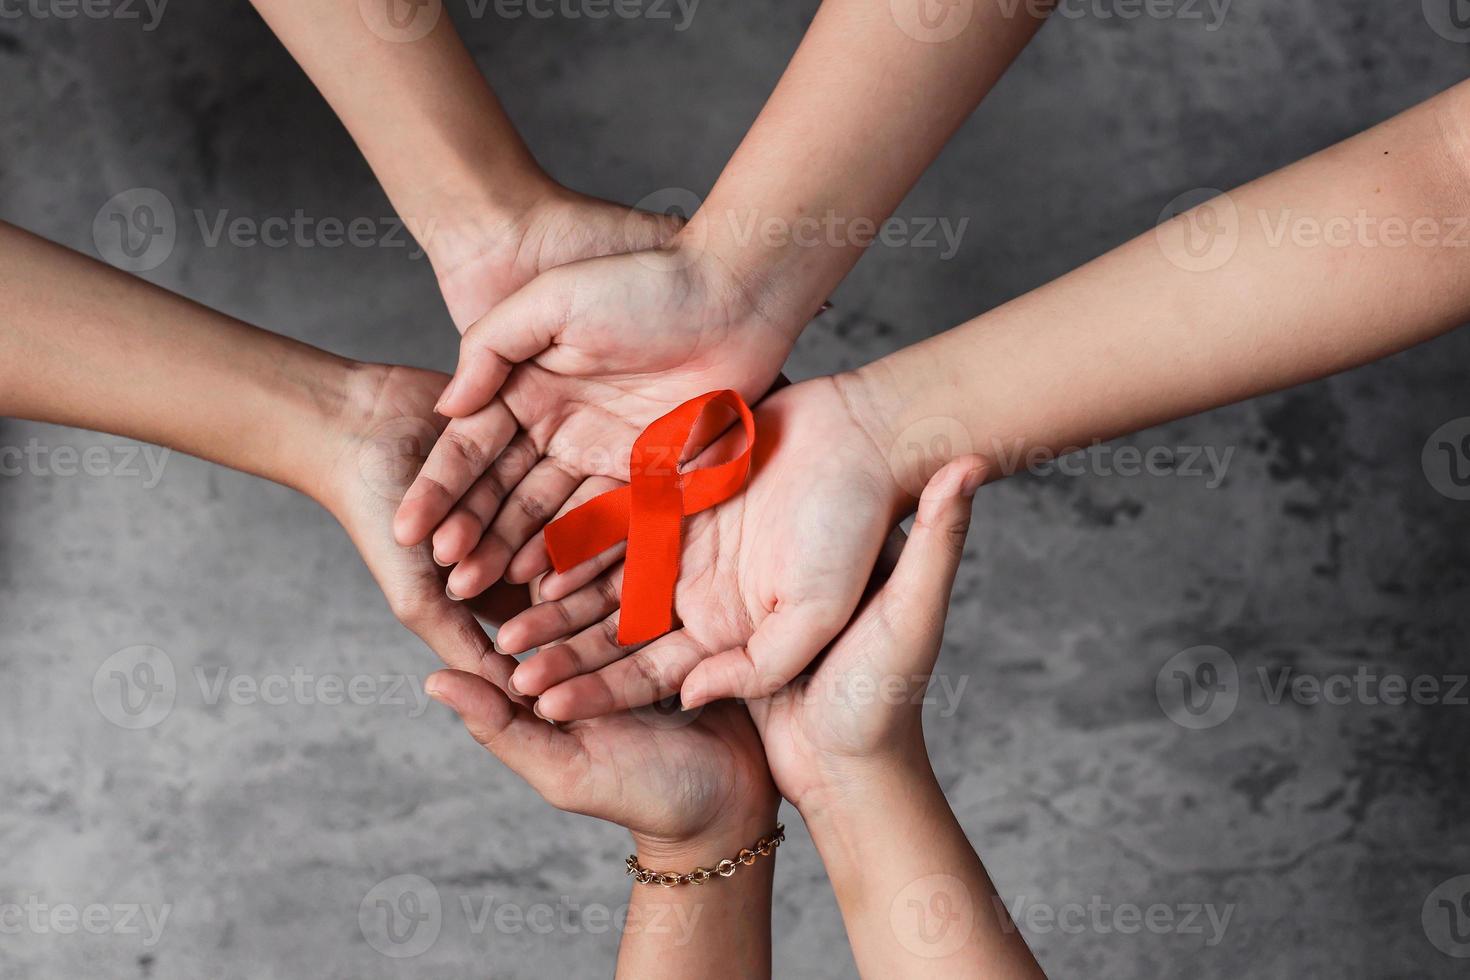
[
  {"left": 488, "top": 376, "right": 979, "bottom": 721},
  {"left": 424, "top": 668, "right": 778, "bottom": 852},
  {"left": 391, "top": 243, "right": 810, "bottom": 598},
  {"left": 431, "top": 184, "right": 685, "bottom": 332},
  {"left": 748, "top": 459, "right": 980, "bottom": 810},
  {"left": 318, "top": 363, "right": 530, "bottom": 682}
]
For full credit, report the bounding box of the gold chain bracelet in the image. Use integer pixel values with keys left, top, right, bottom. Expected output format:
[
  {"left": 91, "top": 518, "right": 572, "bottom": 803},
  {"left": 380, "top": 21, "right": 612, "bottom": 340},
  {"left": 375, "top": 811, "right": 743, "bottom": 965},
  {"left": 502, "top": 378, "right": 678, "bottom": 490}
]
[{"left": 625, "top": 824, "right": 785, "bottom": 886}]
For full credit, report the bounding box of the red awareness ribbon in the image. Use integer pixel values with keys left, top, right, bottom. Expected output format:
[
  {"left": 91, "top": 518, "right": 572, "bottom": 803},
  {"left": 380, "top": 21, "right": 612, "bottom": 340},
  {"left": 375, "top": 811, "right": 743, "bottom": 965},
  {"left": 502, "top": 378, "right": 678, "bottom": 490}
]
[{"left": 543, "top": 389, "right": 756, "bottom": 646}]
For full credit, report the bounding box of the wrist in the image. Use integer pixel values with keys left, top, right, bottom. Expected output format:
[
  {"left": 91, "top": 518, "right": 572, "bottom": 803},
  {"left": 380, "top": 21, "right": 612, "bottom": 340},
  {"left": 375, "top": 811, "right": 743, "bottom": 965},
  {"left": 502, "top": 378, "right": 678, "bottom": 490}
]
[
  {"left": 414, "top": 167, "right": 560, "bottom": 280},
  {"left": 673, "top": 206, "right": 837, "bottom": 344},
  {"left": 630, "top": 797, "right": 781, "bottom": 871}
]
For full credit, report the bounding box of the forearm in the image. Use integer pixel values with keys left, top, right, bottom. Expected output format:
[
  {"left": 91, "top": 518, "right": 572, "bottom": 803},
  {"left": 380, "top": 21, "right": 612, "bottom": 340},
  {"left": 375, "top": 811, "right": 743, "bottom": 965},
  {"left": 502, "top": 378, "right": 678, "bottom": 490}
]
[
  {"left": 0, "top": 221, "right": 351, "bottom": 502},
  {"left": 684, "top": 0, "right": 1048, "bottom": 331},
  {"left": 616, "top": 810, "right": 778, "bottom": 979},
  {"left": 802, "top": 753, "right": 1041, "bottom": 978},
  {"left": 248, "top": 0, "right": 549, "bottom": 272},
  {"left": 850, "top": 80, "right": 1470, "bottom": 497}
]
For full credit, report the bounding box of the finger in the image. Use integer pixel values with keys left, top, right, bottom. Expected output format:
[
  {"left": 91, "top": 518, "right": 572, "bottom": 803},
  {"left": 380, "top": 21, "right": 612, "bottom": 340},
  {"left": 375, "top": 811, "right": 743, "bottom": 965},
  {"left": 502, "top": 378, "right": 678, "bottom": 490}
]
[
  {"left": 430, "top": 434, "right": 539, "bottom": 565},
  {"left": 437, "top": 273, "right": 573, "bottom": 418},
  {"left": 497, "top": 567, "right": 624, "bottom": 656},
  {"left": 398, "top": 588, "right": 502, "bottom": 682},
  {"left": 872, "top": 455, "right": 984, "bottom": 657},
  {"left": 507, "top": 608, "right": 627, "bottom": 698},
  {"left": 425, "top": 669, "right": 581, "bottom": 786},
  {"left": 393, "top": 400, "right": 518, "bottom": 546},
  {"left": 535, "top": 630, "right": 707, "bottom": 721},
  {"left": 445, "top": 459, "right": 581, "bottom": 599},
  {"left": 507, "top": 475, "right": 624, "bottom": 589},
  {"left": 680, "top": 599, "right": 853, "bottom": 709}
]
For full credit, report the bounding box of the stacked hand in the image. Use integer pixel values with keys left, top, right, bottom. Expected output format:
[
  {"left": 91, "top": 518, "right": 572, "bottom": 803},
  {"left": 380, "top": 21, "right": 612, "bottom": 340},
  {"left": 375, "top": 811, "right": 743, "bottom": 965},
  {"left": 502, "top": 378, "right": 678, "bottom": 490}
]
[{"left": 392, "top": 242, "right": 809, "bottom": 601}]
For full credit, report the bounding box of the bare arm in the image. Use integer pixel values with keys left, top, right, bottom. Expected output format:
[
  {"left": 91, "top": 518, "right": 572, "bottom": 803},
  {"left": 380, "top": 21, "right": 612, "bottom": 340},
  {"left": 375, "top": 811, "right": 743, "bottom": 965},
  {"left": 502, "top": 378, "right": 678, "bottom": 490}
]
[{"left": 846, "top": 80, "right": 1470, "bottom": 496}]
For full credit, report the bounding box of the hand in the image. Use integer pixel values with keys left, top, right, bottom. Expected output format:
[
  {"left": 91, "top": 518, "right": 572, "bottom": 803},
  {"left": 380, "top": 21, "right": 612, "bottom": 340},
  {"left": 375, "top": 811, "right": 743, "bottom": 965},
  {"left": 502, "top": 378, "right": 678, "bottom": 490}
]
[
  {"left": 391, "top": 241, "right": 812, "bottom": 597},
  {"left": 423, "top": 669, "right": 778, "bottom": 858},
  {"left": 430, "top": 183, "right": 685, "bottom": 331},
  {"left": 749, "top": 460, "right": 980, "bottom": 812},
  {"left": 316, "top": 363, "right": 532, "bottom": 680},
  {"left": 488, "top": 376, "right": 984, "bottom": 720}
]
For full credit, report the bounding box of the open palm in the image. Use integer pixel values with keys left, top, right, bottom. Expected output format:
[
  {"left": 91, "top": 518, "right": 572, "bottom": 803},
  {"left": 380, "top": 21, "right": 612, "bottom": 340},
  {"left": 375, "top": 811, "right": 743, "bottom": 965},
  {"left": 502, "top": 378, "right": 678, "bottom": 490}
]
[
  {"left": 393, "top": 247, "right": 808, "bottom": 599},
  {"left": 491, "top": 376, "right": 925, "bottom": 720}
]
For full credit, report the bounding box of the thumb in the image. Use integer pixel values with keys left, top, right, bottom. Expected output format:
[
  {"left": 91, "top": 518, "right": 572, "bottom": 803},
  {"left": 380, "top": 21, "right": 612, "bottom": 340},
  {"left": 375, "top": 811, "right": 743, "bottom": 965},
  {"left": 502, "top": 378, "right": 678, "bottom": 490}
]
[
  {"left": 876, "top": 455, "right": 984, "bottom": 661},
  {"left": 425, "top": 669, "right": 580, "bottom": 789},
  {"left": 436, "top": 272, "right": 571, "bottom": 417}
]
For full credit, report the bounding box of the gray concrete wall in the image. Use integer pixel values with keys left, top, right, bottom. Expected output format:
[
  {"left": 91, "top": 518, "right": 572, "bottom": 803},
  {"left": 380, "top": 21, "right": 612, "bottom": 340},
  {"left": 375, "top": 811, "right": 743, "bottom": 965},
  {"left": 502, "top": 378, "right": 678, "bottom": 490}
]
[{"left": 3, "top": 1, "right": 1470, "bottom": 977}]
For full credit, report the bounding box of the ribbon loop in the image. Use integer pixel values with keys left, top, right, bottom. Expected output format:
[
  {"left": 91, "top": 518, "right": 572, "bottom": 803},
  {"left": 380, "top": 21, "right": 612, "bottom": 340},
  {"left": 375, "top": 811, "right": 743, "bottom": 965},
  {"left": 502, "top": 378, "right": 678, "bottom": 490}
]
[{"left": 543, "top": 390, "right": 756, "bottom": 645}]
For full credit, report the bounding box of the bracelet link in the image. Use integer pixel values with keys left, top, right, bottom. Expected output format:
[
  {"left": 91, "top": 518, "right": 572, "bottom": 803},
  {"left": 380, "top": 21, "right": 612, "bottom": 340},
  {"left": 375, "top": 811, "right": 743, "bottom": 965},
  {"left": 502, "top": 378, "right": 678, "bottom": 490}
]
[{"left": 625, "top": 824, "right": 785, "bottom": 886}]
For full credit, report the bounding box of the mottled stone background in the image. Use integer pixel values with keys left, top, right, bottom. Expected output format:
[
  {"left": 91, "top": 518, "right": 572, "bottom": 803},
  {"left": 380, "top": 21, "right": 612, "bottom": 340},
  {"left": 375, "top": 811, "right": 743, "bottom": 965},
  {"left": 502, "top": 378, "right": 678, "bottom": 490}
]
[{"left": 3, "top": 1, "right": 1470, "bottom": 977}]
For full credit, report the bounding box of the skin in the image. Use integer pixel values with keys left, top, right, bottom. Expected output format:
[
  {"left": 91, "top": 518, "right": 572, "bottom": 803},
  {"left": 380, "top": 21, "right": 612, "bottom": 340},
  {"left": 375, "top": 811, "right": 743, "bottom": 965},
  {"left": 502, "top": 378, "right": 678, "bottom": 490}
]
[
  {"left": 428, "top": 460, "right": 1044, "bottom": 977},
  {"left": 497, "top": 78, "right": 1470, "bottom": 719},
  {"left": 0, "top": 221, "right": 522, "bottom": 680},
  {"left": 248, "top": 0, "right": 684, "bottom": 331},
  {"left": 421, "top": 679, "right": 779, "bottom": 979},
  {"left": 750, "top": 459, "right": 1044, "bottom": 978},
  {"left": 394, "top": 0, "right": 1053, "bottom": 586}
]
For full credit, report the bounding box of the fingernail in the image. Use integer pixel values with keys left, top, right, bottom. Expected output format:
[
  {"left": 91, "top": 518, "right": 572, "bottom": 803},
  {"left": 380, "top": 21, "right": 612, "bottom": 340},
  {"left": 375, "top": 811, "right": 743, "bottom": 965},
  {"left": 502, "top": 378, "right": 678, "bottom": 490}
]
[
  {"left": 506, "top": 674, "right": 522, "bottom": 697},
  {"left": 435, "top": 376, "right": 459, "bottom": 414},
  {"left": 425, "top": 682, "right": 453, "bottom": 710},
  {"left": 446, "top": 584, "right": 463, "bottom": 602},
  {"left": 434, "top": 553, "right": 452, "bottom": 568},
  {"left": 961, "top": 465, "right": 986, "bottom": 497},
  {"left": 532, "top": 700, "right": 552, "bottom": 722}
]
